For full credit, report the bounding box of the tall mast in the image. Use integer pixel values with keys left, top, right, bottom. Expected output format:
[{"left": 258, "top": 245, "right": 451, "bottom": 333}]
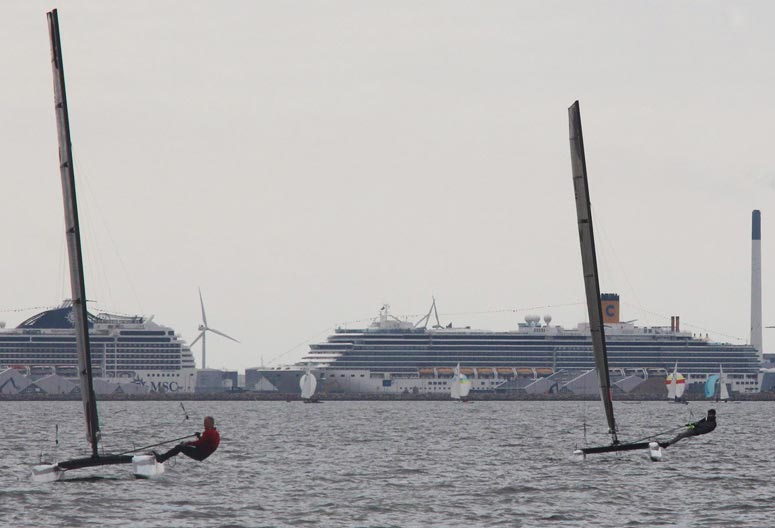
[
  {"left": 568, "top": 101, "right": 618, "bottom": 444},
  {"left": 47, "top": 9, "right": 101, "bottom": 457}
]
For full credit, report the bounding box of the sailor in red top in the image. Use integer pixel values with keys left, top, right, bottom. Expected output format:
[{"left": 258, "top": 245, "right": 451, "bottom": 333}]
[{"left": 155, "top": 416, "right": 220, "bottom": 463}]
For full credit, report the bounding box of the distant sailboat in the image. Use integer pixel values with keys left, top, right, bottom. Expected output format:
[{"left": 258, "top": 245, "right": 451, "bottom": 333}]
[
  {"left": 666, "top": 362, "right": 688, "bottom": 404},
  {"left": 716, "top": 365, "right": 730, "bottom": 402},
  {"left": 32, "top": 9, "right": 164, "bottom": 482},
  {"left": 705, "top": 371, "right": 733, "bottom": 402},
  {"left": 705, "top": 374, "right": 721, "bottom": 399},
  {"left": 450, "top": 364, "right": 472, "bottom": 402},
  {"left": 567, "top": 101, "right": 662, "bottom": 461},
  {"left": 300, "top": 364, "right": 320, "bottom": 403}
]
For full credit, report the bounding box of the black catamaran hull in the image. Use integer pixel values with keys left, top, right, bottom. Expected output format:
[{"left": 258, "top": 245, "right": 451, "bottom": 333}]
[
  {"left": 56, "top": 455, "right": 134, "bottom": 471},
  {"left": 578, "top": 442, "right": 652, "bottom": 455},
  {"left": 33, "top": 453, "right": 163, "bottom": 482},
  {"left": 574, "top": 441, "right": 663, "bottom": 461}
]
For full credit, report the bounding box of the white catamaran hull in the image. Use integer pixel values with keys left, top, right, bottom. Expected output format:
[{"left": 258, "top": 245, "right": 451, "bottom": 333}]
[
  {"left": 131, "top": 455, "right": 165, "bottom": 479},
  {"left": 31, "top": 463, "right": 61, "bottom": 483}
]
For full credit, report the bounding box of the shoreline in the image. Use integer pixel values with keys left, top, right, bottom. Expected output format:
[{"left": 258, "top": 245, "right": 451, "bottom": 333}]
[{"left": 2, "top": 392, "right": 774, "bottom": 402}]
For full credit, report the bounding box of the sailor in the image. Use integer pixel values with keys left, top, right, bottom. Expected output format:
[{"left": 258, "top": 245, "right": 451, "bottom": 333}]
[
  {"left": 155, "top": 416, "right": 220, "bottom": 463},
  {"left": 662, "top": 409, "right": 716, "bottom": 447}
]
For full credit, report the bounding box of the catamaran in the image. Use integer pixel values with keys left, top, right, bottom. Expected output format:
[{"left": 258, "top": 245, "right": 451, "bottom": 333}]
[
  {"left": 567, "top": 101, "right": 663, "bottom": 461},
  {"left": 32, "top": 9, "right": 164, "bottom": 482}
]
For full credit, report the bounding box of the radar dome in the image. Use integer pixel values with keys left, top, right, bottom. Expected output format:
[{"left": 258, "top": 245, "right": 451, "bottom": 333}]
[
  {"left": 543, "top": 315, "right": 552, "bottom": 325},
  {"left": 525, "top": 315, "right": 541, "bottom": 326},
  {"left": 0, "top": 321, "right": 5, "bottom": 328}
]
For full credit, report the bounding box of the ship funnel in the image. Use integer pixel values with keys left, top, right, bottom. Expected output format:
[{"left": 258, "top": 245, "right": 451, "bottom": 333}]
[
  {"left": 600, "top": 293, "right": 620, "bottom": 324},
  {"left": 751, "top": 210, "right": 763, "bottom": 359}
]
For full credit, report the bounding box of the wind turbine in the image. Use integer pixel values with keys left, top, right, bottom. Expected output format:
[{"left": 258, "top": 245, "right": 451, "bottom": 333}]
[{"left": 190, "top": 288, "right": 239, "bottom": 369}]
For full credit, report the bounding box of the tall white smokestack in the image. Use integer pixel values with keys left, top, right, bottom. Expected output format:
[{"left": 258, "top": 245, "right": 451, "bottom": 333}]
[{"left": 751, "top": 210, "right": 763, "bottom": 360}]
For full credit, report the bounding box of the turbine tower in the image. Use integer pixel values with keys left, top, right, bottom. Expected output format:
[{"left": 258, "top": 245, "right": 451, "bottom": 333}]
[
  {"left": 751, "top": 210, "right": 763, "bottom": 360},
  {"left": 190, "top": 288, "right": 239, "bottom": 369}
]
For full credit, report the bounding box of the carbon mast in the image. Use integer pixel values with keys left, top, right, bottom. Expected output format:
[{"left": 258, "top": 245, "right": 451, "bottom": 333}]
[
  {"left": 48, "top": 8, "right": 101, "bottom": 456},
  {"left": 568, "top": 101, "right": 661, "bottom": 458},
  {"left": 33, "top": 10, "right": 164, "bottom": 479}
]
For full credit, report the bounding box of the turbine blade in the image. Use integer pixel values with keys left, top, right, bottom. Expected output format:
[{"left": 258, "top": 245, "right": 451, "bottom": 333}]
[
  {"left": 190, "top": 330, "right": 205, "bottom": 347},
  {"left": 199, "top": 287, "right": 208, "bottom": 326},
  {"left": 207, "top": 327, "right": 240, "bottom": 343}
]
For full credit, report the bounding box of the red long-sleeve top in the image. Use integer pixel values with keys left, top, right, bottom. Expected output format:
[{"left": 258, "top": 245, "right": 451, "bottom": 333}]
[{"left": 187, "top": 428, "right": 220, "bottom": 458}]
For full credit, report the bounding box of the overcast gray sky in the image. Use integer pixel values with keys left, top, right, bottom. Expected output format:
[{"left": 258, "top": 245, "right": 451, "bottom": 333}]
[{"left": 1, "top": 1, "right": 773, "bottom": 371}]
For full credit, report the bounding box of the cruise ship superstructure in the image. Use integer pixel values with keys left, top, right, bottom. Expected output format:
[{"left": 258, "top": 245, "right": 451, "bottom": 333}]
[
  {"left": 250, "top": 295, "right": 761, "bottom": 396},
  {"left": 0, "top": 302, "right": 196, "bottom": 392}
]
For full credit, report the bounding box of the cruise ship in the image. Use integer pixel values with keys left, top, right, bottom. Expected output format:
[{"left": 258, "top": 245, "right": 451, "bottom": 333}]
[
  {"left": 0, "top": 302, "right": 196, "bottom": 393},
  {"left": 249, "top": 294, "right": 762, "bottom": 396},
  {"left": 249, "top": 211, "right": 765, "bottom": 397}
]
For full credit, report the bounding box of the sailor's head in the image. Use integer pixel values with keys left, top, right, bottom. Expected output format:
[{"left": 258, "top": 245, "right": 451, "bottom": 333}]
[
  {"left": 708, "top": 409, "right": 716, "bottom": 418},
  {"left": 204, "top": 416, "right": 215, "bottom": 429}
]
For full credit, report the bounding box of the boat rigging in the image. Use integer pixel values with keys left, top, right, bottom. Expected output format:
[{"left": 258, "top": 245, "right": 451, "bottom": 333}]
[
  {"left": 32, "top": 9, "right": 168, "bottom": 482},
  {"left": 567, "top": 100, "right": 662, "bottom": 461}
]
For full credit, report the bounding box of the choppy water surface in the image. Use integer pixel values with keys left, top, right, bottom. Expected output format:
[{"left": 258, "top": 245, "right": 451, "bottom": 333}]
[{"left": 2, "top": 400, "right": 774, "bottom": 527}]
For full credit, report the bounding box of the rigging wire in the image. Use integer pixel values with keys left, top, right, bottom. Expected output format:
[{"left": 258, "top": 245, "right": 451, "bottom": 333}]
[
  {"left": 98, "top": 404, "right": 193, "bottom": 449},
  {"left": 116, "top": 434, "right": 197, "bottom": 456},
  {"left": 71, "top": 151, "right": 145, "bottom": 315},
  {"left": 266, "top": 326, "right": 335, "bottom": 365},
  {"left": 625, "top": 424, "right": 687, "bottom": 445},
  {"left": 620, "top": 301, "right": 746, "bottom": 343}
]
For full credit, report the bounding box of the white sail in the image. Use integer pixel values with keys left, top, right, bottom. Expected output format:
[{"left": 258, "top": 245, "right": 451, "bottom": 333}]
[
  {"left": 667, "top": 362, "right": 686, "bottom": 400},
  {"left": 300, "top": 365, "right": 317, "bottom": 400},
  {"left": 459, "top": 374, "right": 472, "bottom": 399},
  {"left": 666, "top": 363, "right": 677, "bottom": 400},
  {"left": 675, "top": 373, "right": 686, "bottom": 399},
  {"left": 719, "top": 379, "right": 730, "bottom": 401},
  {"left": 450, "top": 363, "right": 462, "bottom": 400},
  {"left": 719, "top": 364, "right": 730, "bottom": 401}
]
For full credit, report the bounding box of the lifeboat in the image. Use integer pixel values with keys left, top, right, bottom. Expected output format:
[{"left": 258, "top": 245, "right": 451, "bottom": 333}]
[
  {"left": 496, "top": 367, "right": 515, "bottom": 375},
  {"left": 477, "top": 368, "right": 494, "bottom": 376},
  {"left": 460, "top": 368, "right": 475, "bottom": 375},
  {"left": 516, "top": 368, "right": 534, "bottom": 375},
  {"left": 437, "top": 368, "right": 454, "bottom": 375},
  {"left": 535, "top": 367, "right": 553, "bottom": 376}
]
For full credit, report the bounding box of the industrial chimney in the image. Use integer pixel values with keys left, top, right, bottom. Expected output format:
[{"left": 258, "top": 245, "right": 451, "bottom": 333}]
[{"left": 751, "top": 210, "right": 763, "bottom": 360}]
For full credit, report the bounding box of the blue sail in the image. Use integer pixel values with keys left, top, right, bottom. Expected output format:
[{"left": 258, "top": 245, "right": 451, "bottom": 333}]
[{"left": 705, "top": 374, "right": 720, "bottom": 398}]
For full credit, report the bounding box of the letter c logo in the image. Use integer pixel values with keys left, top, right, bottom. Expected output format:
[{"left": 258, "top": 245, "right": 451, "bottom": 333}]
[{"left": 605, "top": 305, "right": 615, "bottom": 317}]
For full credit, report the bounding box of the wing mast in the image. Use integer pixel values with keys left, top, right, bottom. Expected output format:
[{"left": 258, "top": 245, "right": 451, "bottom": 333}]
[
  {"left": 47, "top": 9, "right": 101, "bottom": 456},
  {"left": 568, "top": 101, "right": 618, "bottom": 444}
]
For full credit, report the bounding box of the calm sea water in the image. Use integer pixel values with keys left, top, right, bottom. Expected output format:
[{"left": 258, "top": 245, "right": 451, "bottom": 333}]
[{"left": 2, "top": 399, "right": 773, "bottom": 527}]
